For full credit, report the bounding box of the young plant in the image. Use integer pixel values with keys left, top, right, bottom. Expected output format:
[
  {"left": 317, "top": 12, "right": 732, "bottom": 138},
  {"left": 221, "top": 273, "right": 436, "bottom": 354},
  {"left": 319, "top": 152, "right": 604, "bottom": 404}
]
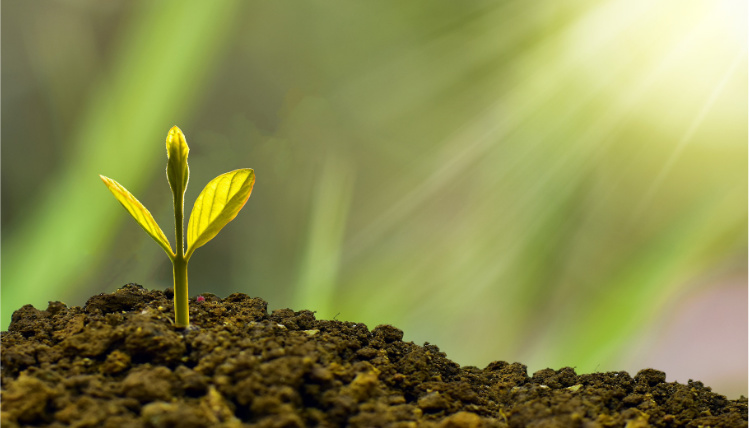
[{"left": 100, "top": 126, "right": 255, "bottom": 327}]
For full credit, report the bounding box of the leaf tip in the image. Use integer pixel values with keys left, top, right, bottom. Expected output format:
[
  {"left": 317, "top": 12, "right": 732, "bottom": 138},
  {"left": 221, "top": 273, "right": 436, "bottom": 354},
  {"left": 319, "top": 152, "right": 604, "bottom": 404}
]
[{"left": 166, "top": 126, "right": 189, "bottom": 158}]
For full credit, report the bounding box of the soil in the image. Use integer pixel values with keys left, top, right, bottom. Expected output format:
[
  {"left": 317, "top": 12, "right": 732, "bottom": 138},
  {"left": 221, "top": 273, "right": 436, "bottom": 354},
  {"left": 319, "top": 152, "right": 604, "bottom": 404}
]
[{"left": 1, "top": 284, "right": 746, "bottom": 428}]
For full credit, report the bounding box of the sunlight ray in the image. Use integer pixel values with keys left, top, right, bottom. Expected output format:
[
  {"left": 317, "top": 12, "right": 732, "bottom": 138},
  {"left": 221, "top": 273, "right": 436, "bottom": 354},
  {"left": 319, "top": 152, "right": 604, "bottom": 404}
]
[{"left": 632, "top": 50, "right": 745, "bottom": 219}]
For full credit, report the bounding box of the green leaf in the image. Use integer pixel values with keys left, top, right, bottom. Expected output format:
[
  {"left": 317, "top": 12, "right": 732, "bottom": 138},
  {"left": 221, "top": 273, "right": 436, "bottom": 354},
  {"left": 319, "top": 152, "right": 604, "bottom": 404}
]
[
  {"left": 100, "top": 175, "right": 175, "bottom": 259},
  {"left": 186, "top": 169, "right": 255, "bottom": 259}
]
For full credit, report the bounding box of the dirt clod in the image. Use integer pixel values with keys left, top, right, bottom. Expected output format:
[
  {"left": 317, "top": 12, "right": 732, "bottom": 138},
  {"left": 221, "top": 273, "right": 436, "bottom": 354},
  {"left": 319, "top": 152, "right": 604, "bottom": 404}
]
[{"left": 2, "top": 284, "right": 746, "bottom": 427}]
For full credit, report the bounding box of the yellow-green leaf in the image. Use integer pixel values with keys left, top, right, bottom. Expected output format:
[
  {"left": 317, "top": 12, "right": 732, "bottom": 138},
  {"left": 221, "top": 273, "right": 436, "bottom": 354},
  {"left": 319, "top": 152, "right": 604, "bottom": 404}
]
[
  {"left": 99, "top": 175, "right": 174, "bottom": 259},
  {"left": 165, "top": 125, "right": 190, "bottom": 195},
  {"left": 186, "top": 169, "right": 255, "bottom": 259}
]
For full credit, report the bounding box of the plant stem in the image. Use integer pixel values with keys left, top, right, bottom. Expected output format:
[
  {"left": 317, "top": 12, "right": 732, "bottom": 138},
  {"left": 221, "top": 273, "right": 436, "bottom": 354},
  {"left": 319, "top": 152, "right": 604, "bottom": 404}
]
[
  {"left": 173, "top": 181, "right": 189, "bottom": 327},
  {"left": 173, "top": 254, "right": 189, "bottom": 327}
]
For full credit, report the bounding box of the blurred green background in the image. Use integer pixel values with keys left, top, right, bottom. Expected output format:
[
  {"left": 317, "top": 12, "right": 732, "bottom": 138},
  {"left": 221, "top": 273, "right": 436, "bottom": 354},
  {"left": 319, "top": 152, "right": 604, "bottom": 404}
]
[{"left": 2, "top": 0, "right": 746, "bottom": 398}]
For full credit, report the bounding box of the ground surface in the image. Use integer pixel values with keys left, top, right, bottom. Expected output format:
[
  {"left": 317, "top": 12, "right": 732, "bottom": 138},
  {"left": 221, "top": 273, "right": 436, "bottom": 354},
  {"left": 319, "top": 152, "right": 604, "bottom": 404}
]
[{"left": 1, "top": 284, "right": 746, "bottom": 427}]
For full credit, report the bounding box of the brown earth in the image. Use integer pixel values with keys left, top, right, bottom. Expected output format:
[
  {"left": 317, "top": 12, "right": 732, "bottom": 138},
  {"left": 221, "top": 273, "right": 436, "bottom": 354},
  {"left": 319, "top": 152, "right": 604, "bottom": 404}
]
[{"left": 1, "top": 283, "right": 746, "bottom": 427}]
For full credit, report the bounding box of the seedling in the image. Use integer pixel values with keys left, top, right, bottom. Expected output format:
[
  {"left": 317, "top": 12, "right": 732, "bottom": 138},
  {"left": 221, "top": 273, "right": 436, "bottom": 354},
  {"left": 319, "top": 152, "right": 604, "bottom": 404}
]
[{"left": 100, "top": 126, "right": 255, "bottom": 327}]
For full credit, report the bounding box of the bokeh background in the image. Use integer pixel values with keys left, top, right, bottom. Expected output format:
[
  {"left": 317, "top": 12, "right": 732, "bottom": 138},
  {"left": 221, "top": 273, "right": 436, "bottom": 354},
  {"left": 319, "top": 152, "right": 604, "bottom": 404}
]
[{"left": 3, "top": 0, "right": 746, "bottom": 398}]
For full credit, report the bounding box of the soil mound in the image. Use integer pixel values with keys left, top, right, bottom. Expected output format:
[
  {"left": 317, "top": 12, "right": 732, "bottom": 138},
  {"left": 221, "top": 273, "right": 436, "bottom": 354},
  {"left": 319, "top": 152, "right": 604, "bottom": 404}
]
[{"left": 2, "top": 284, "right": 746, "bottom": 427}]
